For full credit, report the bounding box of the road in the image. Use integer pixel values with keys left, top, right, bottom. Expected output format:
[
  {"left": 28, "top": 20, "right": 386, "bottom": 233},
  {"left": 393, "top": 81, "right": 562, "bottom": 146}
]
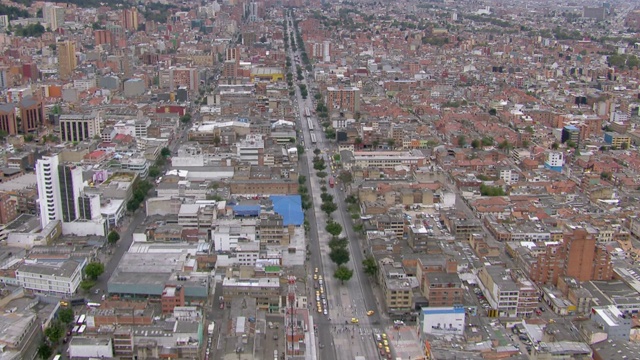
[{"left": 286, "top": 14, "right": 382, "bottom": 360}]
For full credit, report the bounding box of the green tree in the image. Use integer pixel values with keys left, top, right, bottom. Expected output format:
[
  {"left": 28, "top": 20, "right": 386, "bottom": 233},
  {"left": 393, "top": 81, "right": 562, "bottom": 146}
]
[
  {"left": 37, "top": 343, "right": 52, "bottom": 360},
  {"left": 313, "top": 160, "right": 326, "bottom": 170},
  {"left": 362, "top": 256, "right": 378, "bottom": 277},
  {"left": 551, "top": 142, "right": 559, "bottom": 150},
  {"left": 44, "top": 321, "right": 64, "bottom": 343},
  {"left": 58, "top": 307, "right": 74, "bottom": 324},
  {"left": 84, "top": 262, "right": 105, "bottom": 281},
  {"left": 488, "top": 108, "right": 497, "bottom": 116},
  {"left": 329, "top": 247, "right": 350, "bottom": 266},
  {"left": 148, "top": 166, "right": 161, "bottom": 178},
  {"left": 316, "top": 171, "right": 327, "bottom": 178},
  {"left": 457, "top": 135, "right": 466, "bottom": 147},
  {"left": 600, "top": 172, "right": 612, "bottom": 181},
  {"left": 320, "top": 192, "right": 333, "bottom": 202},
  {"left": 522, "top": 140, "right": 530, "bottom": 148},
  {"left": 321, "top": 201, "right": 337, "bottom": 216},
  {"left": 313, "top": 148, "right": 321, "bottom": 155},
  {"left": 107, "top": 230, "right": 120, "bottom": 245},
  {"left": 621, "top": 142, "right": 629, "bottom": 150},
  {"left": 80, "top": 279, "right": 95, "bottom": 292},
  {"left": 524, "top": 125, "right": 534, "bottom": 133},
  {"left": 325, "top": 221, "right": 342, "bottom": 237},
  {"left": 24, "top": 134, "right": 34, "bottom": 142},
  {"left": 480, "top": 184, "right": 506, "bottom": 196},
  {"left": 298, "top": 175, "right": 307, "bottom": 185},
  {"left": 296, "top": 144, "right": 304, "bottom": 155},
  {"left": 329, "top": 237, "right": 348, "bottom": 250},
  {"left": 334, "top": 265, "right": 353, "bottom": 284},
  {"left": 387, "top": 139, "right": 395, "bottom": 148},
  {"left": 471, "top": 139, "right": 481, "bottom": 149},
  {"left": 338, "top": 170, "right": 353, "bottom": 184},
  {"left": 160, "top": 147, "right": 171, "bottom": 157},
  {"left": 481, "top": 136, "right": 494, "bottom": 146},
  {"left": 333, "top": 154, "right": 341, "bottom": 162},
  {"left": 180, "top": 113, "right": 191, "bottom": 124}
]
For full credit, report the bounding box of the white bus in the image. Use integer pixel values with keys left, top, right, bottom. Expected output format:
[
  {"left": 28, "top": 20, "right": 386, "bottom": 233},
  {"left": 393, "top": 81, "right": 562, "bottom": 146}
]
[
  {"left": 72, "top": 325, "right": 79, "bottom": 334},
  {"left": 53, "top": 355, "right": 61, "bottom": 360},
  {"left": 77, "top": 314, "right": 85, "bottom": 324},
  {"left": 87, "top": 302, "right": 101, "bottom": 308},
  {"left": 208, "top": 322, "right": 215, "bottom": 335},
  {"left": 78, "top": 325, "right": 86, "bottom": 334}
]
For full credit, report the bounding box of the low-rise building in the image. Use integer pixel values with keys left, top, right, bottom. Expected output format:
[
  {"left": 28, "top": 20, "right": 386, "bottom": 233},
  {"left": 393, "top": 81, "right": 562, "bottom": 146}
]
[{"left": 16, "top": 258, "right": 85, "bottom": 296}]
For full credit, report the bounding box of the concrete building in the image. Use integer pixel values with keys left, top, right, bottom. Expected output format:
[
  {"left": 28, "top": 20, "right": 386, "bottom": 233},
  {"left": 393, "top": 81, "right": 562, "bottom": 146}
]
[
  {"left": 36, "top": 154, "right": 85, "bottom": 228},
  {"left": 563, "top": 226, "right": 612, "bottom": 282},
  {"left": 123, "top": 78, "right": 146, "bottom": 97},
  {"left": 18, "top": 96, "right": 45, "bottom": 134},
  {"left": 477, "top": 266, "right": 538, "bottom": 318},
  {"left": 544, "top": 152, "right": 564, "bottom": 172},
  {"left": 16, "top": 259, "right": 85, "bottom": 296},
  {"left": 57, "top": 41, "right": 77, "bottom": 80},
  {"left": 43, "top": 3, "right": 65, "bottom": 31},
  {"left": 604, "top": 132, "right": 631, "bottom": 148},
  {"left": 0, "top": 104, "right": 17, "bottom": 135},
  {"left": 346, "top": 150, "right": 427, "bottom": 169},
  {"left": 222, "top": 277, "right": 281, "bottom": 312},
  {"left": 68, "top": 337, "right": 114, "bottom": 358},
  {"left": 326, "top": 86, "right": 360, "bottom": 113},
  {"left": 378, "top": 261, "right": 413, "bottom": 317},
  {"left": 591, "top": 305, "right": 631, "bottom": 341},
  {"left": 236, "top": 134, "right": 264, "bottom": 165},
  {"left": 59, "top": 113, "right": 101, "bottom": 142}
]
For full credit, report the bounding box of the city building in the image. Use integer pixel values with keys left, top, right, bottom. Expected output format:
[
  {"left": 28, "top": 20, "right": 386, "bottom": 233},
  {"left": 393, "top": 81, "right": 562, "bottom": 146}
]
[
  {"left": 378, "top": 261, "right": 414, "bottom": 317},
  {"left": 42, "top": 3, "right": 65, "bottom": 31},
  {"left": 59, "top": 113, "right": 101, "bottom": 142},
  {"left": 0, "top": 103, "right": 17, "bottom": 135},
  {"left": 36, "top": 154, "right": 85, "bottom": 228},
  {"left": 544, "top": 152, "right": 564, "bottom": 172},
  {"left": 561, "top": 125, "right": 580, "bottom": 144},
  {"left": 121, "top": 8, "right": 139, "bottom": 31},
  {"left": 477, "top": 266, "right": 538, "bottom": 318},
  {"left": 18, "top": 96, "right": 45, "bottom": 134},
  {"left": 604, "top": 132, "right": 631, "bottom": 148},
  {"left": 16, "top": 258, "right": 85, "bottom": 296},
  {"left": 68, "top": 338, "right": 114, "bottom": 358},
  {"left": 222, "top": 277, "right": 281, "bottom": 312},
  {"left": 563, "top": 226, "right": 612, "bottom": 282},
  {"left": 590, "top": 305, "right": 631, "bottom": 341},
  {"left": 57, "top": 41, "right": 77, "bottom": 80},
  {"left": 326, "top": 86, "right": 361, "bottom": 113}
]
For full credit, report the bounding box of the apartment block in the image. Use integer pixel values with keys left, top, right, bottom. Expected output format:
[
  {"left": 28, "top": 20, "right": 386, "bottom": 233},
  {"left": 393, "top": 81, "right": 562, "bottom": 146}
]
[
  {"left": 477, "top": 266, "right": 537, "bottom": 318},
  {"left": 59, "top": 113, "right": 101, "bottom": 142},
  {"left": 378, "top": 261, "right": 413, "bottom": 316},
  {"left": 326, "top": 86, "right": 360, "bottom": 113},
  {"left": 16, "top": 258, "right": 85, "bottom": 296}
]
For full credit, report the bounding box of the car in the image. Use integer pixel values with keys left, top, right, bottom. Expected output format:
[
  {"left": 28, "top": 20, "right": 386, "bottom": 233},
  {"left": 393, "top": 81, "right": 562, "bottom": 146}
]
[
  {"left": 317, "top": 307, "right": 322, "bottom": 313},
  {"left": 382, "top": 333, "right": 387, "bottom": 340},
  {"left": 314, "top": 267, "right": 318, "bottom": 273},
  {"left": 318, "top": 275, "right": 323, "bottom": 280},
  {"left": 313, "top": 274, "right": 318, "bottom": 280},
  {"left": 351, "top": 318, "right": 359, "bottom": 324},
  {"left": 367, "top": 310, "right": 375, "bottom": 316},
  {"left": 323, "top": 309, "right": 328, "bottom": 315},
  {"left": 383, "top": 340, "right": 388, "bottom": 347},
  {"left": 377, "top": 342, "right": 383, "bottom": 349},
  {"left": 375, "top": 334, "right": 382, "bottom": 341},
  {"left": 385, "top": 346, "right": 390, "bottom": 354}
]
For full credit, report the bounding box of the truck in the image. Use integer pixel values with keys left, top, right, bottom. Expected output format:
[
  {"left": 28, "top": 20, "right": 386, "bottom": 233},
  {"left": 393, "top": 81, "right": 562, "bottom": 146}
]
[
  {"left": 328, "top": 176, "right": 334, "bottom": 188},
  {"left": 208, "top": 322, "right": 215, "bottom": 335}
]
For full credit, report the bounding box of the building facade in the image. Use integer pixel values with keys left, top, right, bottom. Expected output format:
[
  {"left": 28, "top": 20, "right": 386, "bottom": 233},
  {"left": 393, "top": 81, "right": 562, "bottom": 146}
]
[
  {"left": 59, "top": 113, "right": 101, "bottom": 142},
  {"left": 57, "top": 41, "right": 77, "bottom": 80},
  {"left": 16, "top": 259, "right": 85, "bottom": 296}
]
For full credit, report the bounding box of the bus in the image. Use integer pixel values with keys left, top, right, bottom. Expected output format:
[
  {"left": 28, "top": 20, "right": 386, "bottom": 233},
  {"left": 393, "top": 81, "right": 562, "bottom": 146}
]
[
  {"left": 70, "top": 297, "right": 86, "bottom": 306},
  {"left": 78, "top": 325, "right": 86, "bottom": 335},
  {"left": 304, "top": 107, "right": 311, "bottom": 118},
  {"left": 73, "top": 315, "right": 80, "bottom": 324},
  {"left": 72, "top": 325, "right": 79, "bottom": 334},
  {"left": 310, "top": 133, "right": 317, "bottom": 144},
  {"left": 307, "top": 118, "right": 314, "bottom": 130},
  {"left": 53, "top": 355, "right": 61, "bottom": 360},
  {"left": 87, "top": 302, "right": 101, "bottom": 308},
  {"left": 77, "top": 314, "right": 86, "bottom": 325}
]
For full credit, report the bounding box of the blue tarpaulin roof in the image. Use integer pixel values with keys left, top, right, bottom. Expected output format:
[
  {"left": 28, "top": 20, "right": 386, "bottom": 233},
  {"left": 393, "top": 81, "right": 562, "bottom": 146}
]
[
  {"left": 270, "top": 195, "right": 304, "bottom": 226},
  {"left": 233, "top": 205, "right": 261, "bottom": 217}
]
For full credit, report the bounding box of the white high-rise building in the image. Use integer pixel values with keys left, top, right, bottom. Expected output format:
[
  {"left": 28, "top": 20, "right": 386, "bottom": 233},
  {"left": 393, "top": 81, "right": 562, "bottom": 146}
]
[
  {"left": 42, "top": 3, "right": 65, "bottom": 31},
  {"left": 36, "top": 154, "right": 84, "bottom": 228}
]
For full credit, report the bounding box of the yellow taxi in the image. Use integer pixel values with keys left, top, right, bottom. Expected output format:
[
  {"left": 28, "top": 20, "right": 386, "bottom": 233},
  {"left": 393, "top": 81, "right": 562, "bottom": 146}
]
[
  {"left": 377, "top": 342, "right": 383, "bottom": 349},
  {"left": 382, "top": 333, "right": 387, "bottom": 340},
  {"left": 383, "top": 340, "right": 388, "bottom": 347},
  {"left": 367, "top": 310, "right": 375, "bottom": 316},
  {"left": 385, "top": 346, "right": 390, "bottom": 354},
  {"left": 351, "top": 318, "right": 359, "bottom": 324},
  {"left": 313, "top": 274, "right": 318, "bottom": 280}
]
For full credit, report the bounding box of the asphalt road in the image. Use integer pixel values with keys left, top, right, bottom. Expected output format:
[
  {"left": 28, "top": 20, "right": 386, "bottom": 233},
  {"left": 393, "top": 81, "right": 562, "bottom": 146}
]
[{"left": 287, "top": 15, "right": 382, "bottom": 360}]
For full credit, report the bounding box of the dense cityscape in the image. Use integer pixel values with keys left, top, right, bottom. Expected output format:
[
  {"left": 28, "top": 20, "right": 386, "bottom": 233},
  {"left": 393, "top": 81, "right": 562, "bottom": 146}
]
[{"left": 0, "top": 0, "right": 639, "bottom": 359}]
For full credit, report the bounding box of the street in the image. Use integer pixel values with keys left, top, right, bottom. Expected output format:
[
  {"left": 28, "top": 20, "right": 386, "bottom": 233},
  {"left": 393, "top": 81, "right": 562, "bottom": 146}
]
[{"left": 286, "top": 13, "right": 383, "bottom": 360}]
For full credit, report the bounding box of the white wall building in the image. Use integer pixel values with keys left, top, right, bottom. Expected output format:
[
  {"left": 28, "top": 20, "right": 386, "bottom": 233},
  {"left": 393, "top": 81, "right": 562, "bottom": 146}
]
[
  {"left": 36, "top": 155, "right": 85, "bottom": 228},
  {"left": 68, "top": 337, "right": 114, "bottom": 358},
  {"left": 16, "top": 259, "right": 85, "bottom": 296},
  {"left": 59, "top": 113, "right": 101, "bottom": 142},
  {"left": 236, "top": 134, "right": 264, "bottom": 165}
]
